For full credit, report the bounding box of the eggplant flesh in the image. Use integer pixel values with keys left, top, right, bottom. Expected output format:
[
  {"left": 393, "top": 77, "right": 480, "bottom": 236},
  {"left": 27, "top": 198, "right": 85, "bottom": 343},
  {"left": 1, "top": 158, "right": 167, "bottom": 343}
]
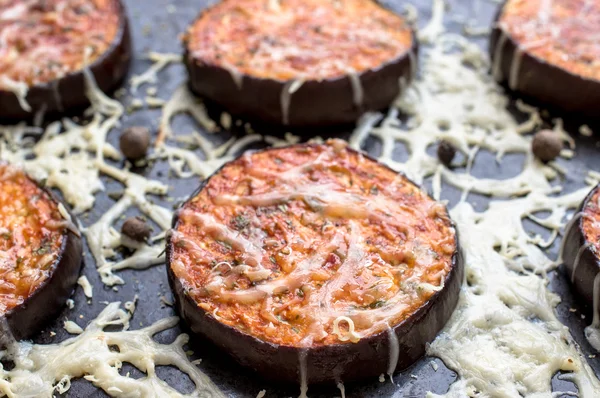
[
  {"left": 183, "top": 0, "right": 418, "bottom": 128},
  {"left": 490, "top": 2, "right": 600, "bottom": 118},
  {"left": 0, "top": 0, "right": 132, "bottom": 121},
  {"left": 562, "top": 184, "right": 600, "bottom": 321},
  {"left": 166, "top": 143, "right": 464, "bottom": 385},
  {"left": 1, "top": 171, "right": 83, "bottom": 341}
]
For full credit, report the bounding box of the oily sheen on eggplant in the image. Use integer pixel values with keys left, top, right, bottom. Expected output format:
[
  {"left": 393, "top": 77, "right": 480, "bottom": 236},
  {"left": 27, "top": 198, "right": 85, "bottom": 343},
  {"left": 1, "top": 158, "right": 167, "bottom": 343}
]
[
  {"left": 562, "top": 184, "right": 600, "bottom": 317},
  {"left": 183, "top": 0, "right": 418, "bottom": 128},
  {"left": 490, "top": 0, "right": 600, "bottom": 117},
  {"left": 0, "top": 164, "right": 83, "bottom": 341},
  {"left": 0, "top": 0, "right": 132, "bottom": 120},
  {"left": 167, "top": 141, "right": 464, "bottom": 385}
]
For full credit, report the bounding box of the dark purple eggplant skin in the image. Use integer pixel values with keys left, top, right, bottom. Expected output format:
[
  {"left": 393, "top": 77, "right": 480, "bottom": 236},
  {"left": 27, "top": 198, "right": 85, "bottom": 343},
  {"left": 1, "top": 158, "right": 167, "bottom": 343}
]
[
  {"left": 183, "top": 8, "right": 418, "bottom": 128},
  {"left": 2, "top": 183, "right": 83, "bottom": 341},
  {"left": 166, "top": 144, "right": 464, "bottom": 385},
  {"left": 489, "top": 3, "right": 600, "bottom": 118},
  {"left": 562, "top": 184, "right": 600, "bottom": 314},
  {"left": 0, "top": 0, "right": 132, "bottom": 121}
]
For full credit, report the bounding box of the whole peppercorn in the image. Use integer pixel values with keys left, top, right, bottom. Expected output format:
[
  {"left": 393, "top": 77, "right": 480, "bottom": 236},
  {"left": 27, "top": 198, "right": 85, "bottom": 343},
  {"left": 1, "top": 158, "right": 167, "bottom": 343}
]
[
  {"left": 120, "top": 126, "right": 150, "bottom": 160},
  {"left": 437, "top": 140, "right": 456, "bottom": 167},
  {"left": 121, "top": 216, "right": 152, "bottom": 242},
  {"left": 532, "top": 130, "right": 563, "bottom": 162}
]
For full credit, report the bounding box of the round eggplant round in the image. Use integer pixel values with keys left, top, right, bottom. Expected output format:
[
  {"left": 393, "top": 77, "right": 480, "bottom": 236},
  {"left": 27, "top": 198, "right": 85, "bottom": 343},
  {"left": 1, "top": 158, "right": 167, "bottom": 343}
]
[
  {"left": 562, "top": 184, "right": 600, "bottom": 316},
  {"left": 0, "top": 164, "right": 83, "bottom": 341},
  {"left": 0, "top": 0, "right": 132, "bottom": 121},
  {"left": 183, "top": 0, "right": 418, "bottom": 128},
  {"left": 490, "top": 0, "right": 600, "bottom": 118},
  {"left": 167, "top": 140, "right": 464, "bottom": 385}
]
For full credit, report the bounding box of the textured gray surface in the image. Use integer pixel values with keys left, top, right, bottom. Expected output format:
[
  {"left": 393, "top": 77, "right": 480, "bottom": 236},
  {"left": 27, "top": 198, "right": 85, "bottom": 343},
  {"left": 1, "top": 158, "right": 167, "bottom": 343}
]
[{"left": 22, "top": 0, "right": 600, "bottom": 397}]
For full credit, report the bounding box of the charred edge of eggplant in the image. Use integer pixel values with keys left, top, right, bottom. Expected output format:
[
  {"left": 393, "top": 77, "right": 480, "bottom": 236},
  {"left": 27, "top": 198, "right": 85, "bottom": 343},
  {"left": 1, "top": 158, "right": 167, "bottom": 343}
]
[
  {"left": 489, "top": 3, "right": 600, "bottom": 119},
  {"left": 0, "top": 0, "right": 132, "bottom": 121},
  {"left": 562, "top": 184, "right": 600, "bottom": 316},
  {"left": 3, "top": 186, "right": 83, "bottom": 341},
  {"left": 183, "top": 7, "right": 418, "bottom": 128},
  {"left": 166, "top": 143, "right": 464, "bottom": 385}
]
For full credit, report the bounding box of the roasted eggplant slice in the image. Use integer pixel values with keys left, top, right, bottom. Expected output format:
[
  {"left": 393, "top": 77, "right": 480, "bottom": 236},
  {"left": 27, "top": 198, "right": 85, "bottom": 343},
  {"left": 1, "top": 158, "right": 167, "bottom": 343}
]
[
  {"left": 490, "top": 0, "right": 600, "bottom": 117},
  {"left": 0, "top": 0, "right": 132, "bottom": 120},
  {"left": 183, "top": 0, "right": 417, "bottom": 127},
  {"left": 0, "top": 164, "right": 83, "bottom": 340},
  {"left": 167, "top": 140, "right": 463, "bottom": 386},
  {"left": 562, "top": 184, "right": 600, "bottom": 319}
]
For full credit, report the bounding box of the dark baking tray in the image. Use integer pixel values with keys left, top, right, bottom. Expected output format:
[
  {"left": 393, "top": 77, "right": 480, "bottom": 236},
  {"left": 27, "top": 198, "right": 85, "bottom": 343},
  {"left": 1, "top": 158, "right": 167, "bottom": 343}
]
[{"left": 19, "top": 0, "right": 600, "bottom": 397}]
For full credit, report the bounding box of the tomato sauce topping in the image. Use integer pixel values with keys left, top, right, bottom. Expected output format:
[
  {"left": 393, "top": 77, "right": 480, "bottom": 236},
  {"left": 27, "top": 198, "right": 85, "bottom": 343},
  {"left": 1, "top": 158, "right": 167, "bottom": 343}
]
[
  {"left": 170, "top": 140, "right": 457, "bottom": 347},
  {"left": 0, "top": 164, "right": 66, "bottom": 316},
  {"left": 583, "top": 187, "right": 600, "bottom": 255},
  {"left": 0, "top": 0, "right": 121, "bottom": 88},
  {"left": 499, "top": 0, "right": 600, "bottom": 80},
  {"left": 185, "top": 0, "right": 413, "bottom": 81}
]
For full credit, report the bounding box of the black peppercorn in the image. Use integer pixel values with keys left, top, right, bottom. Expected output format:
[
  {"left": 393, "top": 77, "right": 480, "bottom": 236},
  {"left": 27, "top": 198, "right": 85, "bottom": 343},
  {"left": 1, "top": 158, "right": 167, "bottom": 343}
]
[
  {"left": 532, "top": 130, "right": 562, "bottom": 162},
  {"left": 120, "top": 126, "right": 150, "bottom": 160},
  {"left": 437, "top": 140, "right": 456, "bottom": 167},
  {"left": 121, "top": 216, "right": 152, "bottom": 242}
]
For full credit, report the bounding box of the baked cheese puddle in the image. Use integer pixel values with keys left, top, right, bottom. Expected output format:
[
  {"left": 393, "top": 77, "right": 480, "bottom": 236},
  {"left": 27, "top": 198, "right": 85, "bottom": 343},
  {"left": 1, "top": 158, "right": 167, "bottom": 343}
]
[
  {"left": 1, "top": 1, "right": 600, "bottom": 397},
  {"left": 0, "top": 302, "right": 223, "bottom": 397}
]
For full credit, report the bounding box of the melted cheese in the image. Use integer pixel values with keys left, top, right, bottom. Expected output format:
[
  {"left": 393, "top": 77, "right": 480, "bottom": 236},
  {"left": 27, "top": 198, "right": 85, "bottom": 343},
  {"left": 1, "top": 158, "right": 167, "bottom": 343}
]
[
  {"left": 176, "top": 210, "right": 272, "bottom": 280},
  {"left": 77, "top": 275, "right": 93, "bottom": 299},
  {"left": 332, "top": 316, "right": 360, "bottom": 343},
  {"left": 0, "top": 76, "right": 31, "bottom": 112},
  {"left": 129, "top": 52, "right": 182, "bottom": 92},
  {"left": 63, "top": 320, "right": 84, "bottom": 335},
  {"left": 585, "top": 273, "right": 600, "bottom": 352},
  {"left": 417, "top": 0, "right": 446, "bottom": 44},
  {"left": 280, "top": 79, "right": 304, "bottom": 125},
  {"left": 155, "top": 83, "right": 216, "bottom": 146},
  {"left": 386, "top": 326, "right": 399, "bottom": 382},
  {"left": 0, "top": 302, "right": 225, "bottom": 397}
]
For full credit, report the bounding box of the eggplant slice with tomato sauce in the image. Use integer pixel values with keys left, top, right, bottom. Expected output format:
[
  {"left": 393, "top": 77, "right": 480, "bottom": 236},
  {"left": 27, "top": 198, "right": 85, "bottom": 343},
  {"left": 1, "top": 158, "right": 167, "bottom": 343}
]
[
  {"left": 490, "top": 0, "right": 600, "bottom": 117},
  {"left": 0, "top": 0, "right": 132, "bottom": 120},
  {"left": 167, "top": 140, "right": 463, "bottom": 386},
  {"left": 562, "top": 184, "right": 600, "bottom": 326},
  {"left": 183, "top": 0, "right": 417, "bottom": 128},
  {"left": 0, "top": 164, "right": 83, "bottom": 341}
]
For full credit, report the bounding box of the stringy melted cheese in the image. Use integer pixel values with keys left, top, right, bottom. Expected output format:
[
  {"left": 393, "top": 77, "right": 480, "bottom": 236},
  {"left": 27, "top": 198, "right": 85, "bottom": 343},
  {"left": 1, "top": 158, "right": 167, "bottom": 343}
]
[
  {"left": 171, "top": 142, "right": 456, "bottom": 346},
  {"left": 498, "top": 0, "right": 600, "bottom": 80},
  {"left": 185, "top": 0, "right": 413, "bottom": 80},
  {"left": 0, "top": 302, "right": 224, "bottom": 398},
  {"left": 0, "top": 164, "right": 66, "bottom": 316},
  {"left": 0, "top": 0, "right": 120, "bottom": 88}
]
